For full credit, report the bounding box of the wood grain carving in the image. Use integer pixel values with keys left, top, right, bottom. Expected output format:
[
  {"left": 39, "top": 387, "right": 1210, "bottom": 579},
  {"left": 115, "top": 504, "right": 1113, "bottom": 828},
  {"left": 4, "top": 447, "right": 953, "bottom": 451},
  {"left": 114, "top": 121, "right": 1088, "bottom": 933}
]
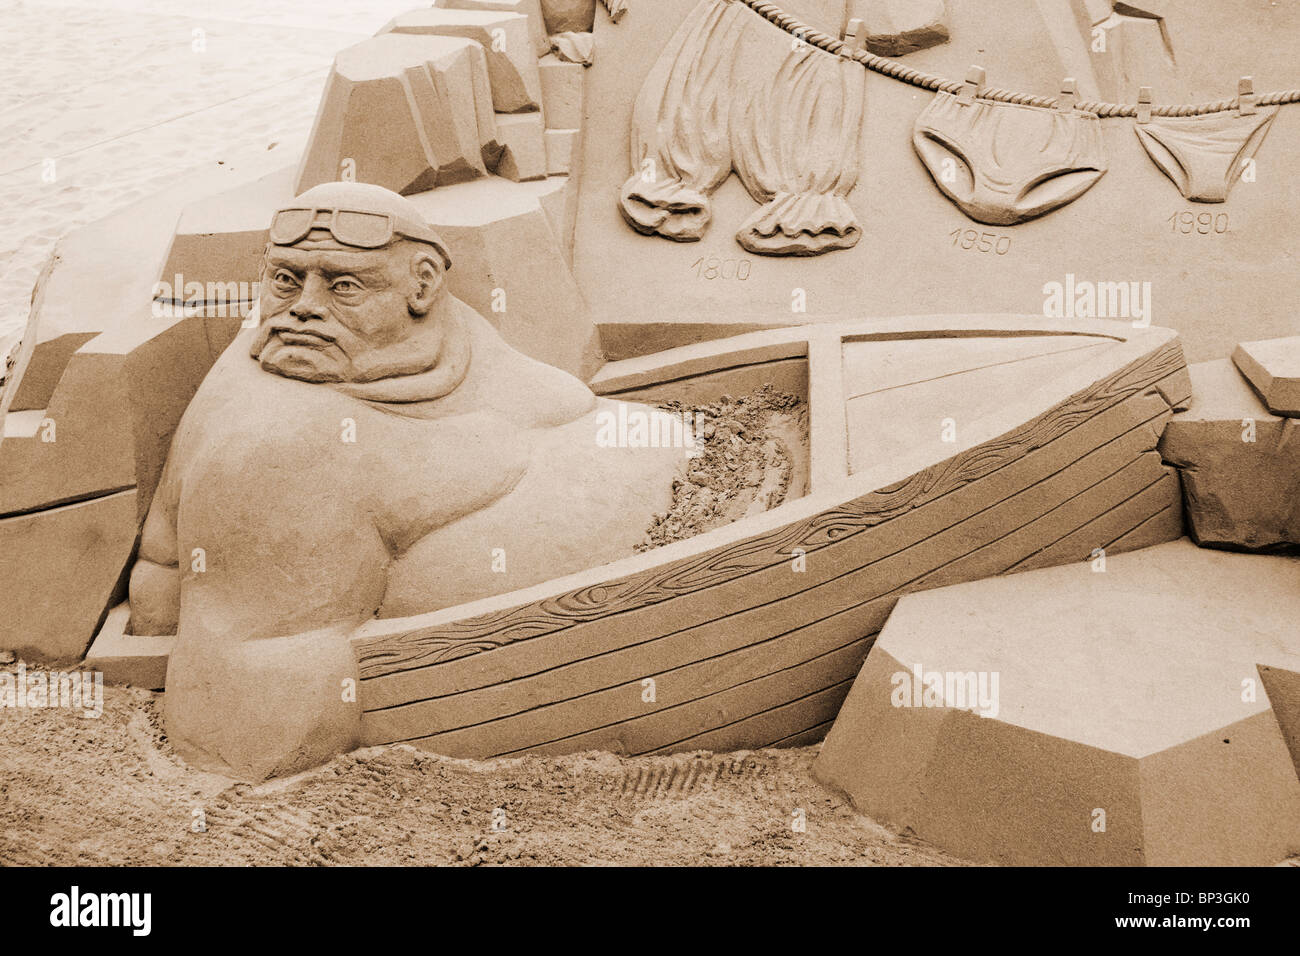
[{"left": 353, "top": 323, "right": 1189, "bottom": 757}]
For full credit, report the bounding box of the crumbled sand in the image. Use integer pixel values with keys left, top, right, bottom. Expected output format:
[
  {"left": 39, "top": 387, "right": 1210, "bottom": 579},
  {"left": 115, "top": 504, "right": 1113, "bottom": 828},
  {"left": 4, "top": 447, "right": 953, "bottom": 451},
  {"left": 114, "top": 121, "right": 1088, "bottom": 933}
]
[
  {"left": 639, "top": 385, "right": 809, "bottom": 551},
  {"left": 0, "top": 671, "right": 965, "bottom": 866}
]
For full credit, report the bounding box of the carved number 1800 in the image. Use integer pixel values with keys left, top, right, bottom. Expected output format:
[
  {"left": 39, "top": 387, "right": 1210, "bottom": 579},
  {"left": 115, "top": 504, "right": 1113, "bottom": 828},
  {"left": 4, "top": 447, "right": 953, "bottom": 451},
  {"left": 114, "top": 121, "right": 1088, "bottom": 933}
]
[
  {"left": 949, "top": 228, "right": 1011, "bottom": 255},
  {"left": 690, "top": 256, "right": 751, "bottom": 280}
]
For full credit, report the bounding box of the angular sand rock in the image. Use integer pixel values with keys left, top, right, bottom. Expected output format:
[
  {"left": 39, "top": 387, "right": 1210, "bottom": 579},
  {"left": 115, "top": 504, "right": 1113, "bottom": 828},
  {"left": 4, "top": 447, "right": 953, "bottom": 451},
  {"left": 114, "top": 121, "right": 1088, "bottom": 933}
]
[
  {"left": 84, "top": 605, "right": 171, "bottom": 690},
  {"left": 381, "top": 8, "right": 543, "bottom": 113},
  {"left": 494, "top": 112, "right": 549, "bottom": 181},
  {"left": 538, "top": 53, "right": 586, "bottom": 128},
  {"left": 1234, "top": 336, "right": 1300, "bottom": 417},
  {"left": 814, "top": 539, "right": 1300, "bottom": 866},
  {"left": 1159, "top": 359, "right": 1299, "bottom": 552},
  {"left": 858, "top": 0, "right": 949, "bottom": 56},
  {"left": 0, "top": 491, "right": 139, "bottom": 661},
  {"left": 0, "top": 315, "right": 223, "bottom": 521},
  {"left": 0, "top": 148, "right": 285, "bottom": 422},
  {"left": 407, "top": 177, "right": 601, "bottom": 378},
  {"left": 545, "top": 128, "right": 580, "bottom": 174},
  {"left": 158, "top": 164, "right": 296, "bottom": 311},
  {"left": 436, "top": 0, "right": 550, "bottom": 57},
  {"left": 295, "top": 34, "right": 502, "bottom": 196},
  {"left": 541, "top": 0, "right": 596, "bottom": 34}
]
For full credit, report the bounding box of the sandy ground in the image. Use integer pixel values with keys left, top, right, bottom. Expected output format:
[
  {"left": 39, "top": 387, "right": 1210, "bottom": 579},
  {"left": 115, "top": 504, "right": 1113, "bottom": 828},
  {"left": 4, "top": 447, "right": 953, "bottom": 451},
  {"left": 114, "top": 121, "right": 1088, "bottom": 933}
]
[
  {"left": 0, "top": 0, "right": 427, "bottom": 350},
  {"left": 0, "top": 670, "right": 965, "bottom": 866}
]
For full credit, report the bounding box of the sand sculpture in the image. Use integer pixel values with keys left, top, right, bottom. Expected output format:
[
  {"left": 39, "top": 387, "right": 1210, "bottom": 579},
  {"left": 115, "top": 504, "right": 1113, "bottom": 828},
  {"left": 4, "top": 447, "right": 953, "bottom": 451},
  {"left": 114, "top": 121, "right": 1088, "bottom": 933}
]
[
  {"left": 912, "top": 88, "right": 1108, "bottom": 225},
  {"left": 129, "top": 182, "right": 682, "bottom": 779},
  {"left": 618, "top": 0, "right": 867, "bottom": 253},
  {"left": 814, "top": 539, "right": 1300, "bottom": 866},
  {"left": 2, "top": 0, "right": 1298, "bottom": 864}
]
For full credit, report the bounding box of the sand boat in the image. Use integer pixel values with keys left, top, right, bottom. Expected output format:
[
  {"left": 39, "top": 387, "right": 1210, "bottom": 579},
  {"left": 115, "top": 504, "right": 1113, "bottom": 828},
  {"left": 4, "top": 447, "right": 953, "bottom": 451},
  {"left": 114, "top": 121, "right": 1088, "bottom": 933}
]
[
  {"left": 340, "top": 314, "right": 1190, "bottom": 759},
  {"left": 91, "top": 314, "right": 1189, "bottom": 757}
]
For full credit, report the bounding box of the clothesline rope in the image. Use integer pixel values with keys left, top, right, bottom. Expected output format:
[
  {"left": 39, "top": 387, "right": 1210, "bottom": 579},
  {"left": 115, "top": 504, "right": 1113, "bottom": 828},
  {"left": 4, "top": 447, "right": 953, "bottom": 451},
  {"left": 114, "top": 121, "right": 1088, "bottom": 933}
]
[{"left": 740, "top": 0, "right": 1300, "bottom": 117}]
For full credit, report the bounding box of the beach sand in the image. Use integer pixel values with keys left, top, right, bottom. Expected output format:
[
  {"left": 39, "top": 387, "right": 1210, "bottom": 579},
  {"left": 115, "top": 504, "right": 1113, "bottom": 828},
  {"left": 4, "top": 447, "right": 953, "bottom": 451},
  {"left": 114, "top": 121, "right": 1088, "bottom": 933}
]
[
  {"left": 0, "top": 669, "right": 966, "bottom": 866},
  {"left": 0, "top": 0, "right": 427, "bottom": 353}
]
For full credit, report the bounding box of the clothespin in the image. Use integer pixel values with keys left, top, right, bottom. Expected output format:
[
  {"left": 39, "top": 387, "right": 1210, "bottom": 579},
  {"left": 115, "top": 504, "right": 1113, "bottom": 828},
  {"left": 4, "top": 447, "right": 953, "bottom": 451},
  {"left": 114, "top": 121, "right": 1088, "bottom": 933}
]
[
  {"left": 1238, "top": 76, "right": 1256, "bottom": 115},
  {"left": 842, "top": 18, "right": 866, "bottom": 53},
  {"left": 1057, "top": 77, "right": 1077, "bottom": 112},
  {"left": 959, "top": 66, "right": 986, "bottom": 106},
  {"left": 1137, "top": 86, "right": 1152, "bottom": 124}
]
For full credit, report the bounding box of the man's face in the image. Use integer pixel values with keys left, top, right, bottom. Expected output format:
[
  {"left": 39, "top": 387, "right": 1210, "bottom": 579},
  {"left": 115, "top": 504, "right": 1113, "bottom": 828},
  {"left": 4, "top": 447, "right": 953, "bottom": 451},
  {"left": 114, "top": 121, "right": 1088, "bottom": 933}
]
[{"left": 257, "top": 239, "right": 422, "bottom": 383}]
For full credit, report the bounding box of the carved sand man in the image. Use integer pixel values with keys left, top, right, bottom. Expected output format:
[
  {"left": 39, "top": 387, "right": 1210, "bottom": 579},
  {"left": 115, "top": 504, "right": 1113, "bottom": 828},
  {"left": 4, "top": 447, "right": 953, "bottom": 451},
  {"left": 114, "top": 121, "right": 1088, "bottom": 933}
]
[{"left": 130, "top": 182, "right": 682, "bottom": 779}]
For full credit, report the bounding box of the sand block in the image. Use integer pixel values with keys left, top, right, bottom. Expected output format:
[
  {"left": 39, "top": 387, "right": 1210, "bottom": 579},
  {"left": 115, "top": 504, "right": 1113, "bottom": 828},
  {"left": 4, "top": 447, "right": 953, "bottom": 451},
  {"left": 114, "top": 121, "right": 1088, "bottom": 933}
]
[
  {"left": 0, "top": 490, "right": 139, "bottom": 662},
  {"left": 541, "top": 0, "right": 595, "bottom": 34},
  {"left": 436, "top": 0, "right": 549, "bottom": 57},
  {"left": 854, "top": 0, "right": 949, "bottom": 55},
  {"left": 545, "top": 128, "right": 579, "bottom": 175},
  {"left": 0, "top": 312, "right": 228, "bottom": 521},
  {"left": 1159, "top": 359, "right": 1299, "bottom": 551},
  {"left": 1233, "top": 336, "right": 1300, "bottom": 417},
  {"left": 295, "top": 34, "right": 502, "bottom": 196},
  {"left": 494, "top": 112, "right": 548, "bottom": 182},
  {"left": 158, "top": 165, "right": 297, "bottom": 307},
  {"left": 382, "top": 8, "right": 542, "bottom": 113},
  {"left": 407, "top": 177, "right": 601, "bottom": 378},
  {"left": 84, "top": 604, "right": 171, "bottom": 690},
  {"left": 814, "top": 539, "right": 1300, "bottom": 866},
  {"left": 1, "top": 148, "right": 285, "bottom": 417},
  {"left": 538, "top": 53, "right": 585, "bottom": 128}
]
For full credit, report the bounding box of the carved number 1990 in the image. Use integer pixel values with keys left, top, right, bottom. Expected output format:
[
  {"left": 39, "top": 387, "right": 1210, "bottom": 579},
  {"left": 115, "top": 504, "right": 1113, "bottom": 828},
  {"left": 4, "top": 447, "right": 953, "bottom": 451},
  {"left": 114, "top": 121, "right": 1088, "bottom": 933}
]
[{"left": 1169, "top": 211, "right": 1228, "bottom": 235}]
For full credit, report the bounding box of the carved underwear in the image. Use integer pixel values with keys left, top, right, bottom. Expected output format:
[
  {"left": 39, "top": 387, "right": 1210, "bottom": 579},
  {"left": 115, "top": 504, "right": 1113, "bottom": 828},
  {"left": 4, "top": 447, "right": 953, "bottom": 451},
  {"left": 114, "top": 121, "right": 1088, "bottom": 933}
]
[
  {"left": 730, "top": 43, "right": 866, "bottom": 255},
  {"left": 619, "top": 0, "right": 748, "bottom": 242},
  {"left": 1134, "top": 107, "right": 1277, "bottom": 203},
  {"left": 913, "top": 91, "right": 1108, "bottom": 225},
  {"left": 619, "top": 0, "right": 866, "bottom": 255}
]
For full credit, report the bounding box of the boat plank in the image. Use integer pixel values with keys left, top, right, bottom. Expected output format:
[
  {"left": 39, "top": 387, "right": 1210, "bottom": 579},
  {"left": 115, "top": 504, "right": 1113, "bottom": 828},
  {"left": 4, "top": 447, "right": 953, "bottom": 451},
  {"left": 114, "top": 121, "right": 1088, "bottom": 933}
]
[
  {"left": 500, "top": 641, "right": 869, "bottom": 758},
  {"left": 361, "top": 414, "right": 1166, "bottom": 738},
  {"left": 1006, "top": 473, "right": 1183, "bottom": 574},
  {"left": 356, "top": 338, "right": 1185, "bottom": 687},
  {"left": 374, "top": 616, "right": 876, "bottom": 756},
  {"left": 808, "top": 329, "right": 848, "bottom": 489},
  {"left": 643, "top": 682, "right": 856, "bottom": 757},
  {"left": 597, "top": 356, "right": 808, "bottom": 406},
  {"left": 360, "top": 383, "right": 1174, "bottom": 713}
]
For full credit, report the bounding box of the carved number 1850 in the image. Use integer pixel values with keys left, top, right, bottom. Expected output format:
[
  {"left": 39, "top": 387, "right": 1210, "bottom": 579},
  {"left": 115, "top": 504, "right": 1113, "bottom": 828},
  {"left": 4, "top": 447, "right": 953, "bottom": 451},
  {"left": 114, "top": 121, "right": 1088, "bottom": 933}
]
[
  {"left": 691, "top": 256, "right": 751, "bottom": 280},
  {"left": 949, "top": 228, "right": 1011, "bottom": 255}
]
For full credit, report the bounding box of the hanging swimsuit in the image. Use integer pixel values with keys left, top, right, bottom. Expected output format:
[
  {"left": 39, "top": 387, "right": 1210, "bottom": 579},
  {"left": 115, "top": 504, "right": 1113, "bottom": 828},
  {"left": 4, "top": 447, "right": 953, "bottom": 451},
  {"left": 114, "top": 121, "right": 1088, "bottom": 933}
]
[
  {"left": 913, "top": 91, "right": 1108, "bottom": 225},
  {"left": 1134, "top": 107, "right": 1277, "bottom": 203}
]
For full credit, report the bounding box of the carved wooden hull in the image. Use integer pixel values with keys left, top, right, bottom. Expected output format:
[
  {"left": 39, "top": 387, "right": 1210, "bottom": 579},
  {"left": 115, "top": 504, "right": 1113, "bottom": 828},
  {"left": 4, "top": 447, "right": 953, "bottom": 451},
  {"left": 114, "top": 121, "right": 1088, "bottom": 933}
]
[{"left": 352, "top": 317, "right": 1191, "bottom": 759}]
